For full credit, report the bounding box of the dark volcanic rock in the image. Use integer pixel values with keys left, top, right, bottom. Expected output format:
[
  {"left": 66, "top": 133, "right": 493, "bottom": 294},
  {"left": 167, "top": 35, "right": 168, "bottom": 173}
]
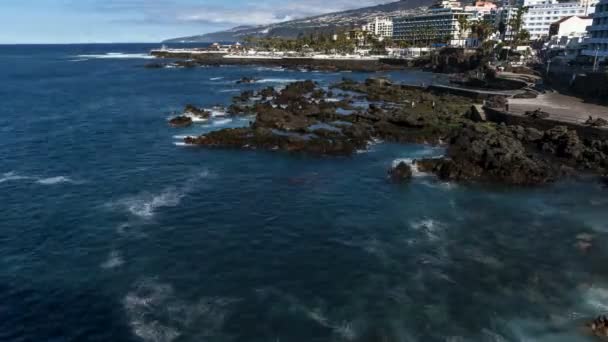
[
  {"left": 184, "top": 104, "right": 211, "bottom": 119},
  {"left": 417, "top": 124, "right": 559, "bottom": 185},
  {"left": 169, "top": 115, "right": 193, "bottom": 128},
  {"left": 389, "top": 162, "right": 413, "bottom": 182},
  {"left": 236, "top": 77, "right": 258, "bottom": 84}
]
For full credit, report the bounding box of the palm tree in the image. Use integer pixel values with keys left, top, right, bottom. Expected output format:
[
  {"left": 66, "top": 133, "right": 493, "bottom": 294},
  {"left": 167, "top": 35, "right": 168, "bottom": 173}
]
[
  {"left": 508, "top": 6, "right": 529, "bottom": 46},
  {"left": 457, "top": 15, "right": 470, "bottom": 47}
]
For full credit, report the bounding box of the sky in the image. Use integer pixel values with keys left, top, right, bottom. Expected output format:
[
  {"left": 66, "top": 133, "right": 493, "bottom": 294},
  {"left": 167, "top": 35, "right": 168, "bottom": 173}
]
[{"left": 0, "top": 0, "right": 392, "bottom": 44}]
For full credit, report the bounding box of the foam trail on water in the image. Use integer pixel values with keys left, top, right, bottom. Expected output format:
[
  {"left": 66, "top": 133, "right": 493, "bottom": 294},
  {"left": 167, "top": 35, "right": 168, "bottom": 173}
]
[
  {"left": 36, "top": 176, "right": 78, "bottom": 185},
  {"left": 209, "top": 77, "right": 224, "bottom": 81},
  {"left": 257, "top": 78, "right": 300, "bottom": 84},
  {"left": 113, "top": 171, "right": 210, "bottom": 218},
  {"left": 101, "top": 250, "right": 124, "bottom": 269},
  {"left": 392, "top": 158, "right": 429, "bottom": 177},
  {"left": 212, "top": 118, "right": 232, "bottom": 126},
  {"left": 0, "top": 172, "right": 31, "bottom": 184},
  {"left": 74, "top": 53, "right": 155, "bottom": 59}
]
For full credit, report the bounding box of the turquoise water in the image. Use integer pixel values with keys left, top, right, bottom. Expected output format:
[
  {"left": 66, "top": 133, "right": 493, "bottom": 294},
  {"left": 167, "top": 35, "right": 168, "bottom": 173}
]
[{"left": 1, "top": 44, "right": 607, "bottom": 342}]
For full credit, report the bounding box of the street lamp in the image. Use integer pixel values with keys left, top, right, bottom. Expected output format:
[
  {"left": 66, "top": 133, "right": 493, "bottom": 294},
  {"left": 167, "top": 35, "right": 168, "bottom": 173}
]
[{"left": 592, "top": 46, "right": 599, "bottom": 73}]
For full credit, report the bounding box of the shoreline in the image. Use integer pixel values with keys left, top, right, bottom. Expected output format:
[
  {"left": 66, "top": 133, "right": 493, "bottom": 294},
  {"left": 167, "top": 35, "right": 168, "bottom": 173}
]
[{"left": 149, "top": 50, "right": 415, "bottom": 72}]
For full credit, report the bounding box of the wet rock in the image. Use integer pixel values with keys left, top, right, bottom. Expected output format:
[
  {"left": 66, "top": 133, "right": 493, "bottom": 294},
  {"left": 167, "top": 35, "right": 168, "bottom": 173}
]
[
  {"left": 168, "top": 115, "right": 193, "bottom": 128},
  {"left": 389, "top": 162, "right": 413, "bottom": 182},
  {"left": 236, "top": 77, "right": 258, "bottom": 84},
  {"left": 586, "top": 315, "right": 608, "bottom": 337},
  {"left": 418, "top": 124, "right": 559, "bottom": 185},
  {"left": 184, "top": 104, "right": 211, "bottom": 119}
]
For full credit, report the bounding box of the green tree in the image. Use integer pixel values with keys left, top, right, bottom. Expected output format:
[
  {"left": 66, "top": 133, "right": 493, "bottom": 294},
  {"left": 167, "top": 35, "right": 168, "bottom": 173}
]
[
  {"left": 457, "top": 15, "right": 471, "bottom": 46},
  {"left": 508, "top": 6, "right": 529, "bottom": 45}
]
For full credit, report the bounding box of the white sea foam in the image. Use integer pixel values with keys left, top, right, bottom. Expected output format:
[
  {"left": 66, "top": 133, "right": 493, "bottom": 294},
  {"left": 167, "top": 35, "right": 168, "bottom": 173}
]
[
  {"left": 123, "top": 187, "right": 185, "bottom": 218},
  {"left": 218, "top": 89, "right": 241, "bottom": 93},
  {"left": 69, "top": 58, "right": 89, "bottom": 62},
  {"left": 209, "top": 77, "right": 224, "bottom": 81},
  {"left": 183, "top": 112, "right": 209, "bottom": 123},
  {"left": 583, "top": 285, "right": 608, "bottom": 312},
  {"left": 113, "top": 172, "right": 209, "bottom": 218},
  {"left": 392, "top": 158, "right": 429, "bottom": 177},
  {"left": 123, "top": 278, "right": 238, "bottom": 342},
  {"left": 257, "top": 78, "right": 300, "bottom": 84},
  {"left": 212, "top": 118, "right": 232, "bottom": 126},
  {"left": 0, "top": 172, "right": 31, "bottom": 184},
  {"left": 0, "top": 172, "right": 82, "bottom": 186},
  {"left": 101, "top": 250, "right": 124, "bottom": 269},
  {"left": 208, "top": 108, "right": 227, "bottom": 117},
  {"left": 36, "top": 176, "right": 77, "bottom": 185},
  {"left": 172, "top": 135, "right": 193, "bottom": 140},
  {"left": 75, "top": 52, "right": 155, "bottom": 59},
  {"left": 410, "top": 218, "right": 445, "bottom": 242}
]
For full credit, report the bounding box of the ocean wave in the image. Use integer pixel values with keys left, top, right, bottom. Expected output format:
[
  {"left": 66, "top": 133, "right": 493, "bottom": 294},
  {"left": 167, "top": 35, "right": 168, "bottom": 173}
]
[
  {"left": 123, "top": 278, "right": 239, "bottom": 342},
  {"left": 212, "top": 118, "right": 232, "bottom": 126},
  {"left": 101, "top": 250, "right": 124, "bottom": 269},
  {"left": 255, "top": 66, "right": 286, "bottom": 72},
  {"left": 410, "top": 218, "right": 445, "bottom": 242},
  {"left": 392, "top": 158, "right": 429, "bottom": 177},
  {"left": 0, "top": 172, "right": 32, "bottom": 184},
  {"left": 36, "top": 176, "right": 79, "bottom": 185},
  {"left": 209, "top": 77, "right": 224, "bottom": 81},
  {"left": 112, "top": 171, "right": 210, "bottom": 218},
  {"left": 69, "top": 58, "right": 89, "bottom": 62},
  {"left": 257, "top": 78, "right": 301, "bottom": 84},
  {"left": 123, "top": 187, "right": 185, "bottom": 218},
  {"left": 74, "top": 52, "right": 155, "bottom": 60},
  {"left": 218, "top": 89, "right": 241, "bottom": 93},
  {"left": 0, "top": 172, "right": 82, "bottom": 186}
]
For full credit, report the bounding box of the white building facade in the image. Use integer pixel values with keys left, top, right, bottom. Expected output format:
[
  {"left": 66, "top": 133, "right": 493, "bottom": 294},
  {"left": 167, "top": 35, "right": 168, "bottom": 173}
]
[
  {"left": 583, "top": 0, "right": 608, "bottom": 59},
  {"left": 362, "top": 17, "right": 394, "bottom": 38},
  {"left": 523, "top": 0, "right": 597, "bottom": 40},
  {"left": 393, "top": 8, "right": 475, "bottom": 46}
]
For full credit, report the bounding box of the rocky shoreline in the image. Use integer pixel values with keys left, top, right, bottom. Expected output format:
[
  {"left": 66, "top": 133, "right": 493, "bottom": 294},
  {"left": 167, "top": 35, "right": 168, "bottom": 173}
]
[{"left": 170, "top": 78, "right": 608, "bottom": 186}]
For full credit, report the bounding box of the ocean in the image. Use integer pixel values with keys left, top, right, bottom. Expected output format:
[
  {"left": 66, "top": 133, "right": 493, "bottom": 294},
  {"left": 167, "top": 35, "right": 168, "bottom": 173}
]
[{"left": 0, "top": 44, "right": 607, "bottom": 342}]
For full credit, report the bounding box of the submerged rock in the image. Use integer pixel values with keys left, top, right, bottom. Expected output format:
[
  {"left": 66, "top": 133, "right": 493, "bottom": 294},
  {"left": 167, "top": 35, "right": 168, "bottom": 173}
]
[
  {"left": 168, "top": 115, "right": 193, "bottom": 128},
  {"left": 586, "top": 315, "right": 608, "bottom": 337}
]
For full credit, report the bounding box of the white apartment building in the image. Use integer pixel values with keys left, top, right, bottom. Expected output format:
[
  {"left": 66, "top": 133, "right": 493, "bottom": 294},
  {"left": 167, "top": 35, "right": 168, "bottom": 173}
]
[
  {"left": 498, "top": 0, "right": 597, "bottom": 40},
  {"left": 524, "top": 0, "right": 597, "bottom": 40},
  {"left": 583, "top": 0, "right": 608, "bottom": 59},
  {"left": 393, "top": 8, "right": 476, "bottom": 46},
  {"left": 545, "top": 16, "right": 592, "bottom": 55},
  {"left": 362, "top": 17, "right": 394, "bottom": 38}
]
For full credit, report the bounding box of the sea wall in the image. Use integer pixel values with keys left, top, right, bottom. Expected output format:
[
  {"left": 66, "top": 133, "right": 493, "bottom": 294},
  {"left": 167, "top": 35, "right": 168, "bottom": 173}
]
[{"left": 546, "top": 70, "right": 608, "bottom": 104}]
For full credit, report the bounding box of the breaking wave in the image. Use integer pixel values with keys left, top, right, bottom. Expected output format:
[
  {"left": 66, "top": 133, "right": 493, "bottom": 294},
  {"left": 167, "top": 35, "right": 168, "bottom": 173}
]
[
  {"left": 0, "top": 172, "right": 82, "bottom": 185},
  {"left": 123, "top": 278, "right": 239, "bottom": 342},
  {"left": 257, "top": 78, "right": 301, "bottom": 84},
  {"left": 74, "top": 52, "right": 155, "bottom": 59},
  {"left": 392, "top": 158, "right": 429, "bottom": 177},
  {"left": 111, "top": 171, "right": 210, "bottom": 218},
  {"left": 101, "top": 250, "right": 124, "bottom": 269}
]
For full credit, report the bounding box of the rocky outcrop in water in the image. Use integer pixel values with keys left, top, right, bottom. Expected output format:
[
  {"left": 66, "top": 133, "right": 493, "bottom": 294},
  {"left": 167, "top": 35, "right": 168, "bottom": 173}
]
[
  {"left": 389, "top": 162, "right": 413, "bottom": 182},
  {"left": 184, "top": 104, "right": 211, "bottom": 119},
  {"left": 417, "top": 124, "right": 559, "bottom": 185},
  {"left": 168, "top": 116, "right": 193, "bottom": 128},
  {"left": 177, "top": 78, "right": 608, "bottom": 185},
  {"left": 183, "top": 79, "right": 472, "bottom": 155}
]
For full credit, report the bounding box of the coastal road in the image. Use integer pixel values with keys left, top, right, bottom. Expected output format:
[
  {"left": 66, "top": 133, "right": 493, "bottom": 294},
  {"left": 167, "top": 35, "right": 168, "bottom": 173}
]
[{"left": 508, "top": 92, "right": 608, "bottom": 125}]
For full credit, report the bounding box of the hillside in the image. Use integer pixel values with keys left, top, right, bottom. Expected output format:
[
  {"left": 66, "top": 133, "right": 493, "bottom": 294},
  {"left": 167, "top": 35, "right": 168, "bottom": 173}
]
[{"left": 163, "top": 0, "right": 434, "bottom": 43}]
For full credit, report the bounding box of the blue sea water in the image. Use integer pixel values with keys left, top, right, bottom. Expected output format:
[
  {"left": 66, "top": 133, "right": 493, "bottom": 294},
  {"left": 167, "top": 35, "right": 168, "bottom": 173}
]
[{"left": 1, "top": 44, "right": 608, "bottom": 342}]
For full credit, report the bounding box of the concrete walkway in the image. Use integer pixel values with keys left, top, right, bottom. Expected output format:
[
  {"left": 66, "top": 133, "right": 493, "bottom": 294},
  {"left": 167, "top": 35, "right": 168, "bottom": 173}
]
[{"left": 508, "top": 92, "right": 608, "bottom": 125}]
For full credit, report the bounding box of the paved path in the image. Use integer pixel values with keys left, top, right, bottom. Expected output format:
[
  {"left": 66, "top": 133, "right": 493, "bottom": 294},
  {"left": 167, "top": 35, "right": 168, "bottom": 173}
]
[{"left": 508, "top": 92, "right": 608, "bottom": 125}]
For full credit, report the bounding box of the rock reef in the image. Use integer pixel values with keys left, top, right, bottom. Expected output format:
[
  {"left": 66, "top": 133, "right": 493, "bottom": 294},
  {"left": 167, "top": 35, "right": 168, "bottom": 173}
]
[{"left": 177, "top": 78, "right": 608, "bottom": 186}]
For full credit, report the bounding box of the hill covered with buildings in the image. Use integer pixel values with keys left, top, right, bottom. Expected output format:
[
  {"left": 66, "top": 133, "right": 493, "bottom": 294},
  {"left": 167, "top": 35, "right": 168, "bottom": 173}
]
[{"left": 163, "top": 0, "right": 435, "bottom": 43}]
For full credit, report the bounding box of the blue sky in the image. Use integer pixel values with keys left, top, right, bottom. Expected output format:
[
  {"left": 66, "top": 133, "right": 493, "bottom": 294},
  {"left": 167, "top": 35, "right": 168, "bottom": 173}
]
[{"left": 1, "top": 0, "right": 390, "bottom": 43}]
